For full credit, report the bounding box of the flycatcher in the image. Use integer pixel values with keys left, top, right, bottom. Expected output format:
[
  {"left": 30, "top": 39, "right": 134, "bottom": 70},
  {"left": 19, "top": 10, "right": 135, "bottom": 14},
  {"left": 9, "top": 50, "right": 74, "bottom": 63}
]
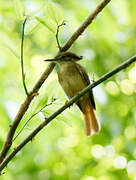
[{"left": 45, "top": 52, "right": 100, "bottom": 136}]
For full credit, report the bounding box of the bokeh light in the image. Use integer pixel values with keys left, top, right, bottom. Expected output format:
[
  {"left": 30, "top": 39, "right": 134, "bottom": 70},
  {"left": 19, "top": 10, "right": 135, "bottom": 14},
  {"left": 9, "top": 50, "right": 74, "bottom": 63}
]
[
  {"left": 128, "top": 65, "right": 136, "bottom": 83},
  {"left": 81, "top": 176, "right": 97, "bottom": 180},
  {"left": 106, "top": 81, "right": 120, "bottom": 96},
  {"left": 124, "top": 126, "right": 136, "bottom": 139},
  {"left": 0, "top": 0, "right": 136, "bottom": 179},
  {"left": 104, "top": 145, "right": 115, "bottom": 157},
  {"left": 113, "top": 156, "right": 127, "bottom": 169},
  {"left": 120, "top": 79, "right": 134, "bottom": 95},
  {"left": 91, "top": 145, "right": 105, "bottom": 159},
  {"left": 127, "top": 160, "right": 136, "bottom": 176}
]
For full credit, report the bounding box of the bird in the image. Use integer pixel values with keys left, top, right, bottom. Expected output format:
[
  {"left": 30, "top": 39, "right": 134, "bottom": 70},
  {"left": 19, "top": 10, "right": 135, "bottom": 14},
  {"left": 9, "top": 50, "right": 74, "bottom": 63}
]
[{"left": 45, "top": 51, "right": 100, "bottom": 136}]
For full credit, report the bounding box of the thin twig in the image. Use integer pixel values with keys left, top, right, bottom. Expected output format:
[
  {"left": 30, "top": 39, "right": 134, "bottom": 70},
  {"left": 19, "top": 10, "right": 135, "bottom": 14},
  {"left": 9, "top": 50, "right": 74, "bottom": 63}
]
[
  {"left": 21, "top": 17, "right": 29, "bottom": 96},
  {"left": 56, "top": 21, "right": 66, "bottom": 50},
  {"left": 0, "top": 55, "right": 136, "bottom": 172},
  {"left": 13, "top": 98, "right": 57, "bottom": 141},
  {"left": 0, "top": 0, "right": 112, "bottom": 165}
]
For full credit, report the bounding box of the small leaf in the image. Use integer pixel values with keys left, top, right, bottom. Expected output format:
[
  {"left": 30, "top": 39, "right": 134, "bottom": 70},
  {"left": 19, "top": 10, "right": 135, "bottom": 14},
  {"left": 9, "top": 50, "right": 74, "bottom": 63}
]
[
  {"left": 25, "top": 19, "right": 40, "bottom": 35},
  {"left": 35, "top": 16, "right": 55, "bottom": 33},
  {"left": 28, "top": 80, "right": 58, "bottom": 116},
  {"left": 46, "top": 1, "right": 64, "bottom": 25},
  {"left": 13, "top": 0, "right": 26, "bottom": 20},
  {"left": 5, "top": 45, "right": 19, "bottom": 59},
  {"left": 42, "top": 99, "right": 72, "bottom": 127}
]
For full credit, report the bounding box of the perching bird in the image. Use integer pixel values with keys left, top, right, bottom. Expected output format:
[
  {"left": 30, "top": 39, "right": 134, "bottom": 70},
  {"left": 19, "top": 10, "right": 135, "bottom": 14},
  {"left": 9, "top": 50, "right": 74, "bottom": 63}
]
[{"left": 45, "top": 52, "right": 100, "bottom": 136}]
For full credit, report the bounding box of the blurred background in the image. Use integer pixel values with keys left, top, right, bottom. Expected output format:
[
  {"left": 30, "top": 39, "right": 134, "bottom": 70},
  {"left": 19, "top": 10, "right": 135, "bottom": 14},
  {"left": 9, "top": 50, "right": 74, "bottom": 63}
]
[{"left": 0, "top": 0, "right": 136, "bottom": 179}]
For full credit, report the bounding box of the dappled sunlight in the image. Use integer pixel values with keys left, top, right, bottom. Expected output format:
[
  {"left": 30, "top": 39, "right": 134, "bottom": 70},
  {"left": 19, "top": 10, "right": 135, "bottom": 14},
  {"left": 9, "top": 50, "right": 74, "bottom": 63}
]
[
  {"left": 112, "top": 136, "right": 125, "bottom": 152},
  {"left": 118, "top": 103, "right": 129, "bottom": 117},
  {"left": 114, "top": 31, "right": 127, "bottom": 43},
  {"left": 106, "top": 81, "right": 120, "bottom": 96},
  {"left": 113, "top": 156, "right": 127, "bottom": 169},
  {"left": 53, "top": 162, "right": 66, "bottom": 176},
  {"left": 104, "top": 145, "right": 115, "bottom": 157},
  {"left": 24, "top": 1, "right": 40, "bottom": 14},
  {"left": 109, "top": 0, "right": 130, "bottom": 25},
  {"left": 120, "top": 79, "right": 134, "bottom": 95},
  {"left": 128, "top": 65, "right": 136, "bottom": 83},
  {"left": 124, "top": 126, "right": 136, "bottom": 139},
  {"left": 98, "top": 176, "right": 110, "bottom": 180},
  {"left": 110, "top": 101, "right": 129, "bottom": 117},
  {"left": 82, "top": 49, "right": 96, "bottom": 60},
  {"left": 57, "top": 134, "right": 79, "bottom": 151},
  {"left": 39, "top": 170, "right": 50, "bottom": 180},
  {"left": 0, "top": 0, "right": 136, "bottom": 179},
  {"left": 4, "top": 100, "right": 19, "bottom": 120},
  {"left": 91, "top": 144, "right": 115, "bottom": 166},
  {"left": 34, "top": 154, "right": 45, "bottom": 166},
  {"left": 81, "top": 176, "right": 97, "bottom": 180},
  {"left": 91, "top": 145, "right": 105, "bottom": 159},
  {"left": 31, "top": 55, "right": 47, "bottom": 73},
  {"left": 93, "top": 86, "right": 107, "bottom": 105},
  {"left": 0, "top": 128, "right": 7, "bottom": 141},
  {"left": 127, "top": 160, "right": 136, "bottom": 177}
]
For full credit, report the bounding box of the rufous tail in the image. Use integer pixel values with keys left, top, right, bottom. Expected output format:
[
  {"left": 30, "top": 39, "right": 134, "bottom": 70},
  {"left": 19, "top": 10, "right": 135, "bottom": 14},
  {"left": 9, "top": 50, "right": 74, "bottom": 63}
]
[{"left": 83, "top": 105, "right": 100, "bottom": 136}]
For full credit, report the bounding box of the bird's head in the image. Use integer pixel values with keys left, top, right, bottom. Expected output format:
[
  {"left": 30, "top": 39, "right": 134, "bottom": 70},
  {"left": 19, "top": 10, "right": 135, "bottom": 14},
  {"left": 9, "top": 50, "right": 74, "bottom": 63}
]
[{"left": 45, "top": 52, "right": 83, "bottom": 62}]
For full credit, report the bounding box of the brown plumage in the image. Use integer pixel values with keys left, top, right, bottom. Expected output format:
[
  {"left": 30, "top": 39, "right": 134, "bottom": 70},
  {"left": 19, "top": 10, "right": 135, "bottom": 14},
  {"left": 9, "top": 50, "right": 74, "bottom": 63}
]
[{"left": 46, "top": 52, "right": 100, "bottom": 136}]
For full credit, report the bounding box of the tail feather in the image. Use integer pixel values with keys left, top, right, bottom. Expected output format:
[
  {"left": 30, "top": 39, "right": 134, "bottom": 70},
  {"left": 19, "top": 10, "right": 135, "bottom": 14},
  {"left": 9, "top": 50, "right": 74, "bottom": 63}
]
[
  {"left": 83, "top": 105, "right": 100, "bottom": 136},
  {"left": 84, "top": 112, "right": 91, "bottom": 136}
]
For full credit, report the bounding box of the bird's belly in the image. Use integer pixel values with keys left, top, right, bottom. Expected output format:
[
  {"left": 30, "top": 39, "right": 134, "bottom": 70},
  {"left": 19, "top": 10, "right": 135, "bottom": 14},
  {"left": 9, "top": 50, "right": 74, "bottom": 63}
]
[{"left": 58, "top": 70, "right": 86, "bottom": 99}]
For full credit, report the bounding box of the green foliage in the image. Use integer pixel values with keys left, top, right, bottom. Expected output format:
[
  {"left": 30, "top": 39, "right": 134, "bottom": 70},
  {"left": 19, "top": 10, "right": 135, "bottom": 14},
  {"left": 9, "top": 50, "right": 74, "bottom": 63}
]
[
  {"left": 13, "top": 0, "right": 26, "bottom": 20},
  {"left": 46, "top": 1, "right": 63, "bottom": 25},
  {"left": 0, "top": 0, "right": 136, "bottom": 180},
  {"left": 35, "top": 16, "right": 55, "bottom": 33},
  {"left": 36, "top": 1, "right": 64, "bottom": 33}
]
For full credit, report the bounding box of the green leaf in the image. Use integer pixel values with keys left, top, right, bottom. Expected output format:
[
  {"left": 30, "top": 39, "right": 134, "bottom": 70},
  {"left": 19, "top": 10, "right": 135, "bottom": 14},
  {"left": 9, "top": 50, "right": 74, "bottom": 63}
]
[
  {"left": 35, "top": 16, "right": 55, "bottom": 33},
  {"left": 25, "top": 19, "right": 40, "bottom": 35},
  {"left": 26, "top": 79, "right": 58, "bottom": 118},
  {"left": 35, "top": 2, "right": 64, "bottom": 33},
  {"left": 42, "top": 99, "right": 72, "bottom": 126},
  {"left": 5, "top": 44, "right": 19, "bottom": 59},
  {"left": 46, "top": 1, "right": 64, "bottom": 25},
  {"left": 13, "top": 0, "right": 26, "bottom": 20}
]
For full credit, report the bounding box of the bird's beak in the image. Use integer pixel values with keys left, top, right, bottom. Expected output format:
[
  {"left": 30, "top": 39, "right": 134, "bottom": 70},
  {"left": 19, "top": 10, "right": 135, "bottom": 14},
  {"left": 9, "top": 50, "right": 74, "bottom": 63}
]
[
  {"left": 44, "top": 57, "right": 61, "bottom": 62},
  {"left": 44, "top": 58, "right": 56, "bottom": 62}
]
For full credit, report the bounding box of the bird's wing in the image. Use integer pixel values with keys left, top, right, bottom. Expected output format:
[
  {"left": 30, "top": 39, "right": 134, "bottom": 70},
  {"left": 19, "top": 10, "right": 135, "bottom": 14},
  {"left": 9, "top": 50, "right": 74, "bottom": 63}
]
[{"left": 75, "top": 63, "right": 96, "bottom": 109}]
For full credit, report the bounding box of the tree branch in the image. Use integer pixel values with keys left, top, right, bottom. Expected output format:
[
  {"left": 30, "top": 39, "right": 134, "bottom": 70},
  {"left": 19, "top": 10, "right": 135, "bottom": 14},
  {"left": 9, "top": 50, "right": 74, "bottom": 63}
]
[
  {"left": 21, "top": 17, "right": 29, "bottom": 96},
  {"left": 0, "top": 55, "right": 136, "bottom": 172},
  {"left": 0, "top": 0, "right": 112, "bottom": 164},
  {"left": 0, "top": 62, "right": 55, "bottom": 164}
]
